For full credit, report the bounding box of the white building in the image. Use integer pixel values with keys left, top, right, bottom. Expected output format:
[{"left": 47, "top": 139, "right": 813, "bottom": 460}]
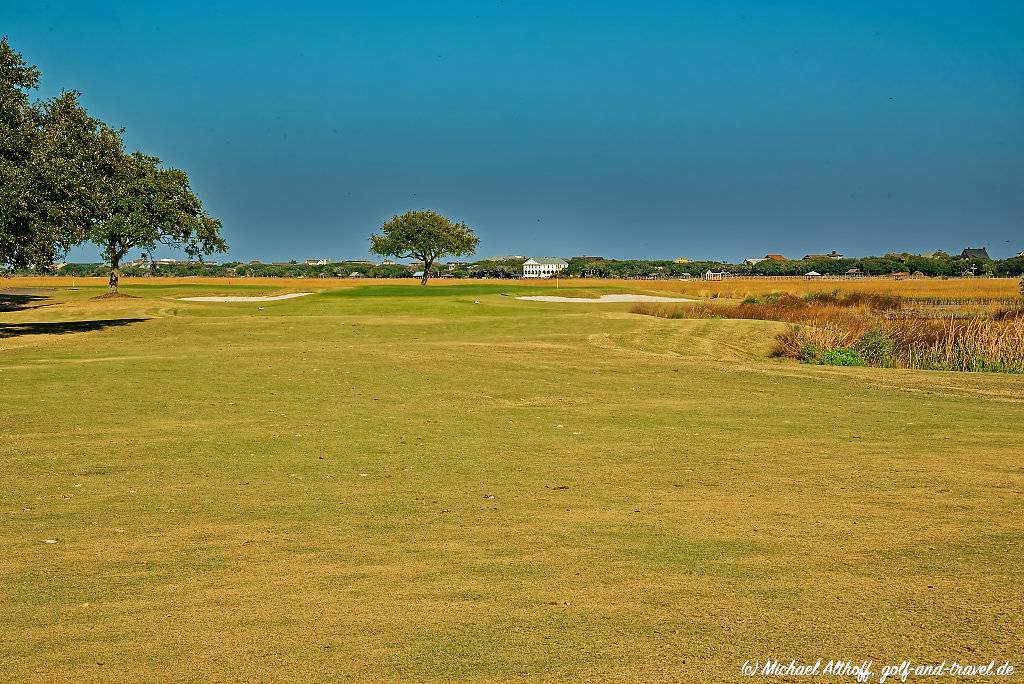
[
  {"left": 522, "top": 257, "right": 568, "bottom": 278},
  {"left": 305, "top": 259, "right": 329, "bottom": 266}
]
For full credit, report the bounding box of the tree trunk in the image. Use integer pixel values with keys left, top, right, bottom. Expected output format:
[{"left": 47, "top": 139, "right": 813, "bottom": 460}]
[
  {"left": 420, "top": 258, "right": 433, "bottom": 285},
  {"left": 108, "top": 249, "right": 120, "bottom": 294}
]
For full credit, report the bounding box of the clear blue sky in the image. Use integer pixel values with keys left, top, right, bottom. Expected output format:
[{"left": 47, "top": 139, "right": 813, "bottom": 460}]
[{"left": 6, "top": 1, "right": 1023, "bottom": 262}]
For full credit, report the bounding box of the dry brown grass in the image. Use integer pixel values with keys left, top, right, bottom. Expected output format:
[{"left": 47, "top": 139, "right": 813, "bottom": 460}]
[
  {"left": 633, "top": 292, "right": 1024, "bottom": 373},
  {"left": 657, "top": 276, "right": 1020, "bottom": 303}
]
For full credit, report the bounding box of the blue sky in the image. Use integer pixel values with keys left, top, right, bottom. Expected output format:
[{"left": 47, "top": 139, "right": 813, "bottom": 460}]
[{"left": 6, "top": 1, "right": 1023, "bottom": 262}]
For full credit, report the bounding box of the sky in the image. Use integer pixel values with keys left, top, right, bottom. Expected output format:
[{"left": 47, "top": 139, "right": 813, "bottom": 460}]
[{"left": 6, "top": 1, "right": 1023, "bottom": 262}]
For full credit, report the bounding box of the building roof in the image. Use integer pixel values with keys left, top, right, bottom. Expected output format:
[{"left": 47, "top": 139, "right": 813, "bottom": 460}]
[
  {"left": 805, "top": 271, "right": 822, "bottom": 276},
  {"left": 958, "top": 247, "right": 990, "bottom": 260},
  {"left": 765, "top": 254, "right": 787, "bottom": 260},
  {"left": 524, "top": 257, "right": 568, "bottom": 265}
]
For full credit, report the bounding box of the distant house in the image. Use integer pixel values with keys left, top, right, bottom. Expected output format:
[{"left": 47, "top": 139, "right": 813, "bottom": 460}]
[
  {"left": 379, "top": 259, "right": 396, "bottom": 266},
  {"left": 845, "top": 268, "right": 863, "bottom": 278},
  {"left": 305, "top": 259, "right": 329, "bottom": 266},
  {"left": 673, "top": 257, "right": 691, "bottom": 264},
  {"left": 765, "top": 254, "right": 787, "bottom": 261},
  {"left": 743, "top": 257, "right": 767, "bottom": 265},
  {"left": 1016, "top": 251, "right": 1024, "bottom": 258},
  {"left": 703, "top": 270, "right": 727, "bottom": 281},
  {"left": 522, "top": 257, "right": 568, "bottom": 279},
  {"left": 958, "top": 247, "right": 990, "bottom": 261},
  {"left": 803, "top": 251, "right": 844, "bottom": 260},
  {"left": 412, "top": 271, "right": 424, "bottom": 278},
  {"left": 804, "top": 271, "right": 822, "bottom": 279},
  {"left": 348, "top": 271, "right": 363, "bottom": 278},
  {"left": 892, "top": 271, "right": 909, "bottom": 280}
]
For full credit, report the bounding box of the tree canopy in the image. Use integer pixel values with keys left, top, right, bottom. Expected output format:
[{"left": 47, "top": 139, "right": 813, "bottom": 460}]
[
  {"left": 0, "top": 38, "right": 122, "bottom": 270},
  {"left": 369, "top": 210, "right": 479, "bottom": 284},
  {"left": 89, "top": 152, "right": 226, "bottom": 292}
]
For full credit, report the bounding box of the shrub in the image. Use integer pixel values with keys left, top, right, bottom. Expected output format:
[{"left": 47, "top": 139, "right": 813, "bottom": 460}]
[
  {"left": 857, "top": 327, "right": 895, "bottom": 366},
  {"left": 799, "top": 344, "right": 823, "bottom": 364},
  {"left": 820, "top": 348, "right": 865, "bottom": 366}
]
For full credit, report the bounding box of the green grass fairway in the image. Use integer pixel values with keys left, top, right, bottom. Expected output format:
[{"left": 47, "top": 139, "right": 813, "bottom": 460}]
[{"left": 2, "top": 282, "right": 1022, "bottom": 682}]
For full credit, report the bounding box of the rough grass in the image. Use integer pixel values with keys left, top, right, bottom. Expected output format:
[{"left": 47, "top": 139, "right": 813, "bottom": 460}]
[
  {"left": 633, "top": 290, "right": 1024, "bottom": 373},
  {"left": 1, "top": 281, "right": 1022, "bottom": 682}
]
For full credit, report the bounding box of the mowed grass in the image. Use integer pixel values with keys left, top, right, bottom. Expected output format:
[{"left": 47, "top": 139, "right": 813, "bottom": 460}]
[{"left": 1, "top": 280, "right": 1022, "bottom": 683}]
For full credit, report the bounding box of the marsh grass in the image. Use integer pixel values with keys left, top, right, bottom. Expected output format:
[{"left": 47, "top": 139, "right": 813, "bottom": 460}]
[{"left": 633, "top": 291, "right": 1024, "bottom": 373}]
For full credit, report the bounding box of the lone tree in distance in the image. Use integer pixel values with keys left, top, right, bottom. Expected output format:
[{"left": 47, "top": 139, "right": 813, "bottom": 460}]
[
  {"left": 90, "top": 151, "right": 226, "bottom": 293},
  {"left": 370, "top": 210, "right": 479, "bottom": 285}
]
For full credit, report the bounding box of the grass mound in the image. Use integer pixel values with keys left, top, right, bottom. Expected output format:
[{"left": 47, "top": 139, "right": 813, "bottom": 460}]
[{"left": 92, "top": 292, "right": 140, "bottom": 300}]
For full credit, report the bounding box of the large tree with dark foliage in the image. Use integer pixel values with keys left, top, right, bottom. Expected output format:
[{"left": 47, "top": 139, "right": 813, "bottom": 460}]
[
  {"left": 0, "top": 38, "right": 122, "bottom": 270},
  {"left": 89, "top": 152, "right": 226, "bottom": 293},
  {"left": 369, "top": 210, "right": 479, "bottom": 285}
]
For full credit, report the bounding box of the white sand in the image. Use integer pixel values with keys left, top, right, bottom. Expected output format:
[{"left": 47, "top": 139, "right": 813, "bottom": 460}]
[
  {"left": 177, "top": 292, "right": 314, "bottom": 302},
  {"left": 517, "top": 294, "right": 696, "bottom": 303}
]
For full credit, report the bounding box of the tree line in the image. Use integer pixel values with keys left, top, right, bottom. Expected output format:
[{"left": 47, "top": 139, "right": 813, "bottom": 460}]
[
  {"left": 565, "top": 254, "right": 1024, "bottom": 278},
  {"left": 0, "top": 38, "right": 225, "bottom": 292},
  {"left": 35, "top": 252, "right": 1024, "bottom": 280}
]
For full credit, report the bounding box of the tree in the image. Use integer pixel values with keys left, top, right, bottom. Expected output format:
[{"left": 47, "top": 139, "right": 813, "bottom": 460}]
[
  {"left": 0, "top": 38, "right": 122, "bottom": 270},
  {"left": 369, "top": 210, "right": 479, "bottom": 285},
  {"left": 89, "top": 151, "right": 226, "bottom": 293}
]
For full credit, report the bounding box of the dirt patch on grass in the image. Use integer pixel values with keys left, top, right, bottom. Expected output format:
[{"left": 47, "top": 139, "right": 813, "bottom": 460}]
[{"left": 92, "top": 292, "right": 140, "bottom": 300}]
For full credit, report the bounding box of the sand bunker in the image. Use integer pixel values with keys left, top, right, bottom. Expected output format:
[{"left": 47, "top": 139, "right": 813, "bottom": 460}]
[
  {"left": 177, "top": 292, "right": 314, "bottom": 302},
  {"left": 517, "top": 294, "right": 696, "bottom": 303}
]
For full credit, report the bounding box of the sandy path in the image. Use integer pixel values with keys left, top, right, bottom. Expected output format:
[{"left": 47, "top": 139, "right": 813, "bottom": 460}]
[
  {"left": 177, "top": 292, "right": 314, "bottom": 302},
  {"left": 517, "top": 294, "right": 696, "bottom": 303}
]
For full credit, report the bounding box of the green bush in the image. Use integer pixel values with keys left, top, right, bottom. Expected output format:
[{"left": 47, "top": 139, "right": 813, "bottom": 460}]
[
  {"left": 801, "top": 345, "right": 864, "bottom": 366},
  {"left": 821, "top": 348, "right": 865, "bottom": 366},
  {"left": 857, "top": 327, "right": 895, "bottom": 366},
  {"left": 800, "top": 345, "right": 824, "bottom": 364}
]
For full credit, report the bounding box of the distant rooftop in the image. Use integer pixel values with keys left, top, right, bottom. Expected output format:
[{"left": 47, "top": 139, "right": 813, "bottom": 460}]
[
  {"left": 524, "top": 256, "right": 568, "bottom": 265},
  {"left": 958, "top": 247, "right": 990, "bottom": 260}
]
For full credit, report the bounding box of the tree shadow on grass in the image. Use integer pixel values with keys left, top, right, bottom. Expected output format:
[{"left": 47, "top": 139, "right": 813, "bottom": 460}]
[
  {"left": 0, "top": 318, "right": 148, "bottom": 339},
  {"left": 0, "top": 293, "right": 51, "bottom": 312}
]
